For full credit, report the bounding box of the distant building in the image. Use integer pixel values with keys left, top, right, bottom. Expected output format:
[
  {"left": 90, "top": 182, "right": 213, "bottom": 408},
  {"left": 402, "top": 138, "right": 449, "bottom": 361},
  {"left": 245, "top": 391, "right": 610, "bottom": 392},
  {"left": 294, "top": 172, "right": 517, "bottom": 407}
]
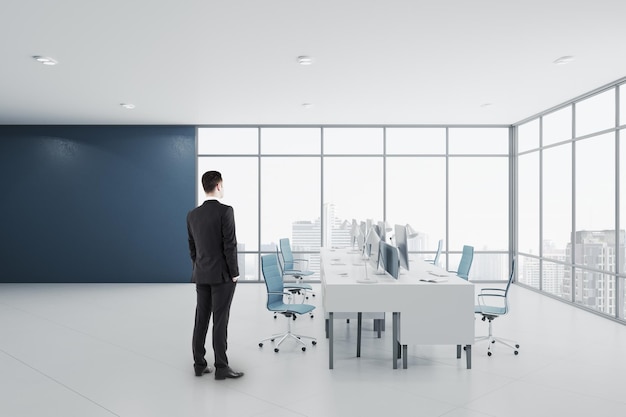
[
  {"left": 520, "top": 240, "right": 566, "bottom": 294},
  {"left": 563, "top": 230, "right": 625, "bottom": 315}
]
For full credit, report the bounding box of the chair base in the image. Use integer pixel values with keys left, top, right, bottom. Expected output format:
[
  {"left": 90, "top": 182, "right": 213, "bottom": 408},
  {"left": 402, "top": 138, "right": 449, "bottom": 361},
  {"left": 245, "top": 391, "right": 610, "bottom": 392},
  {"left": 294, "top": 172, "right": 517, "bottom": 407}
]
[
  {"left": 475, "top": 316, "right": 520, "bottom": 356},
  {"left": 259, "top": 331, "right": 317, "bottom": 352},
  {"left": 260, "top": 312, "right": 317, "bottom": 352}
]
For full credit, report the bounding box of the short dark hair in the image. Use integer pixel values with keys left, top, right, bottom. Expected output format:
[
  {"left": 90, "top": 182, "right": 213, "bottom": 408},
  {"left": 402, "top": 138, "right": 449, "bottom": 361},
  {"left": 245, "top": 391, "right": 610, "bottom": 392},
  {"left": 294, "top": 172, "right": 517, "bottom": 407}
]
[{"left": 201, "top": 171, "right": 222, "bottom": 193}]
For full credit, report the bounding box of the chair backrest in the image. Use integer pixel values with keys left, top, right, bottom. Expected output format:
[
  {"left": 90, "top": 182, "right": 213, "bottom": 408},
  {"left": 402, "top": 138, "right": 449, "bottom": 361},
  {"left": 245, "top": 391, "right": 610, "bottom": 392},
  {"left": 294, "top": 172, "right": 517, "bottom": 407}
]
[
  {"left": 275, "top": 247, "right": 285, "bottom": 275},
  {"left": 279, "top": 238, "right": 295, "bottom": 269},
  {"left": 261, "top": 254, "right": 285, "bottom": 308},
  {"left": 504, "top": 256, "right": 516, "bottom": 295},
  {"left": 433, "top": 239, "right": 443, "bottom": 265},
  {"left": 456, "top": 245, "right": 474, "bottom": 280}
]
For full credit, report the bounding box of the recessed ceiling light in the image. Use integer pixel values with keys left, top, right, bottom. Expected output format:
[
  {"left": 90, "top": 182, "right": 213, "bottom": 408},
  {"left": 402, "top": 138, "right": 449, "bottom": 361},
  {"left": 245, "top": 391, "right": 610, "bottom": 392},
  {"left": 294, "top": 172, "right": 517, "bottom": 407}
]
[
  {"left": 553, "top": 56, "right": 574, "bottom": 65},
  {"left": 32, "top": 55, "right": 58, "bottom": 66},
  {"left": 302, "top": 103, "right": 314, "bottom": 109},
  {"left": 480, "top": 103, "right": 493, "bottom": 108},
  {"left": 120, "top": 103, "right": 136, "bottom": 109},
  {"left": 297, "top": 56, "right": 313, "bottom": 65}
]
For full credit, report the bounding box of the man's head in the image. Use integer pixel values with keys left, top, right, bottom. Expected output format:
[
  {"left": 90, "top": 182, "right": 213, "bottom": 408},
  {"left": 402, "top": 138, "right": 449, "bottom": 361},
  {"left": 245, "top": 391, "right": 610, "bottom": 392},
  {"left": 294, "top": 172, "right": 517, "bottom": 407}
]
[{"left": 202, "top": 170, "right": 224, "bottom": 198}]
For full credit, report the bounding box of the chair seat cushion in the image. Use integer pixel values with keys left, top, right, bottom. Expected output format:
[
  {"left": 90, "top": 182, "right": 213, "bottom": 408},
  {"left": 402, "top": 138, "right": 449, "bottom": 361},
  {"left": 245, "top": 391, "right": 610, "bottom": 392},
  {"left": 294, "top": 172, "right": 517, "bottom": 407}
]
[
  {"left": 268, "top": 301, "right": 315, "bottom": 315},
  {"left": 284, "top": 283, "right": 313, "bottom": 290},
  {"left": 285, "top": 270, "right": 314, "bottom": 277},
  {"left": 475, "top": 305, "right": 506, "bottom": 316}
]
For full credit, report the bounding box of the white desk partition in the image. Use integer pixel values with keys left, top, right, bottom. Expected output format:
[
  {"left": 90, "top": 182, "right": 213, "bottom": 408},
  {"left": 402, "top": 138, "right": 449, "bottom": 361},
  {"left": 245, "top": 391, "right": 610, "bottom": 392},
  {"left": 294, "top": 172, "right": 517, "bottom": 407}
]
[{"left": 321, "top": 248, "right": 474, "bottom": 369}]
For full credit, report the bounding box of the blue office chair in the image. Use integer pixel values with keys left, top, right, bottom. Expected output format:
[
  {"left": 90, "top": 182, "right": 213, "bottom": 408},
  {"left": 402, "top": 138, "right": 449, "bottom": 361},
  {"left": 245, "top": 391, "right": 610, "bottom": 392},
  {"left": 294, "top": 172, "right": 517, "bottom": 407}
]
[
  {"left": 424, "top": 239, "right": 443, "bottom": 266},
  {"left": 258, "top": 254, "right": 317, "bottom": 352},
  {"left": 279, "top": 238, "right": 315, "bottom": 286},
  {"left": 449, "top": 245, "right": 474, "bottom": 280},
  {"left": 275, "top": 247, "right": 315, "bottom": 318},
  {"left": 279, "top": 238, "right": 315, "bottom": 297},
  {"left": 475, "top": 257, "right": 520, "bottom": 356}
]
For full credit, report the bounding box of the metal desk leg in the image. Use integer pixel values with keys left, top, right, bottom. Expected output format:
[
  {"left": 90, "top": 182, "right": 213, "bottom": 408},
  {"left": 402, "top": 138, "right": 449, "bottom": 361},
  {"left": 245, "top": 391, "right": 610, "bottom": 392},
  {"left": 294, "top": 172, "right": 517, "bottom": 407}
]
[
  {"left": 392, "top": 312, "right": 399, "bottom": 369},
  {"left": 402, "top": 345, "right": 408, "bottom": 369},
  {"left": 329, "top": 312, "right": 334, "bottom": 369},
  {"left": 357, "top": 312, "right": 362, "bottom": 357},
  {"left": 457, "top": 344, "right": 462, "bottom": 358},
  {"left": 465, "top": 345, "right": 472, "bottom": 369}
]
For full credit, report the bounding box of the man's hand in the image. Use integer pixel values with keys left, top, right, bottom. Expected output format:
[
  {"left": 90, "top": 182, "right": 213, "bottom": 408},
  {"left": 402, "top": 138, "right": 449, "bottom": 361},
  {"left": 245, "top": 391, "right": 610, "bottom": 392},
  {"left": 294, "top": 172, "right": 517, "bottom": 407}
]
[{"left": 232, "top": 276, "right": 239, "bottom": 283}]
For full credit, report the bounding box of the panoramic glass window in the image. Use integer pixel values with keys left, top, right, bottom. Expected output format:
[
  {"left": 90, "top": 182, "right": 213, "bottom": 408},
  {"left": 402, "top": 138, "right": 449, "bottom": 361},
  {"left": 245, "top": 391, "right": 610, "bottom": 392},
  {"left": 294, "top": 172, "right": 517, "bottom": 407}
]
[
  {"left": 386, "top": 128, "right": 446, "bottom": 154},
  {"left": 260, "top": 157, "right": 321, "bottom": 250},
  {"left": 197, "top": 125, "right": 509, "bottom": 282},
  {"left": 575, "top": 132, "right": 615, "bottom": 253},
  {"left": 542, "top": 144, "right": 571, "bottom": 262},
  {"left": 323, "top": 128, "right": 383, "bottom": 154},
  {"left": 448, "top": 128, "right": 509, "bottom": 154},
  {"left": 518, "top": 119, "right": 540, "bottom": 153},
  {"left": 543, "top": 106, "right": 572, "bottom": 146},
  {"left": 323, "top": 157, "right": 384, "bottom": 225},
  {"left": 518, "top": 152, "right": 540, "bottom": 256},
  {"left": 198, "top": 128, "right": 257, "bottom": 154},
  {"left": 386, "top": 157, "right": 446, "bottom": 252},
  {"left": 575, "top": 89, "right": 616, "bottom": 137},
  {"left": 260, "top": 128, "right": 320, "bottom": 154},
  {"left": 448, "top": 156, "right": 508, "bottom": 252}
]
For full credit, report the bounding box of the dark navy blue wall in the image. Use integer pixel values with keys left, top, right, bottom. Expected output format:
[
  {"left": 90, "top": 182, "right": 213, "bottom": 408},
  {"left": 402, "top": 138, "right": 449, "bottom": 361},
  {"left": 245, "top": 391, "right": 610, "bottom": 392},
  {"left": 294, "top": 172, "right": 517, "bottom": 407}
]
[{"left": 0, "top": 126, "right": 196, "bottom": 283}]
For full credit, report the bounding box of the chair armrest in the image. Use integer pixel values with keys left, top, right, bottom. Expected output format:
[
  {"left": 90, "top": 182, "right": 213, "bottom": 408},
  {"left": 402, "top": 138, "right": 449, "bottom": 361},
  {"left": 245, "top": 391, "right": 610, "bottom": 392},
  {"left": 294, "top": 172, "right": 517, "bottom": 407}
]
[
  {"left": 268, "top": 290, "right": 297, "bottom": 296},
  {"left": 479, "top": 288, "right": 506, "bottom": 295},
  {"left": 291, "top": 258, "right": 309, "bottom": 268}
]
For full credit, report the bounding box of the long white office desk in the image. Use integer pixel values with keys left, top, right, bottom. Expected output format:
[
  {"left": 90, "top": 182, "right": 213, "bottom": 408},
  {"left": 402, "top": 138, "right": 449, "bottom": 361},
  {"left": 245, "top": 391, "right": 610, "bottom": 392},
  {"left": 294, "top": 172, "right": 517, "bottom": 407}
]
[{"left": 321, "top": 248, "right": 474, "bottom": 369}]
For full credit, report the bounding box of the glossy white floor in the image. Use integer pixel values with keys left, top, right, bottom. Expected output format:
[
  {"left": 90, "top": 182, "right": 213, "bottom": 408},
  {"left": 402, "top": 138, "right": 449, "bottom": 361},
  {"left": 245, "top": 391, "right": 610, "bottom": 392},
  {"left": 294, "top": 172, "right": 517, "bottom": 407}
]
[{"left": 1, "top": 281, "right": 626, "bottom": 417}]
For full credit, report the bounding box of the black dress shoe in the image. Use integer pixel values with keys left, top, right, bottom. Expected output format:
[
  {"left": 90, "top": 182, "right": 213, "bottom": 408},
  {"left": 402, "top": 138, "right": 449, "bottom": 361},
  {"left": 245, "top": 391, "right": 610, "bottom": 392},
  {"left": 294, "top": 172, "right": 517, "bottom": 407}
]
[
  {"left": 214, "top": 366, "right": 244, "bottom": 380},
  {"left": 194, "top": 366, "right": 213, "bottom": 376}
]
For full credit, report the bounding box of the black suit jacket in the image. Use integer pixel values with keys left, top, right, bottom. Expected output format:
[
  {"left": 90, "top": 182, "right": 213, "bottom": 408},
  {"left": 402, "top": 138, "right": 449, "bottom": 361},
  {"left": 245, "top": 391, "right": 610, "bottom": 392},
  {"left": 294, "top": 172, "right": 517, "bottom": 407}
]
[{"left": 187, "top": 199, "right": 239, "bottom": 284}]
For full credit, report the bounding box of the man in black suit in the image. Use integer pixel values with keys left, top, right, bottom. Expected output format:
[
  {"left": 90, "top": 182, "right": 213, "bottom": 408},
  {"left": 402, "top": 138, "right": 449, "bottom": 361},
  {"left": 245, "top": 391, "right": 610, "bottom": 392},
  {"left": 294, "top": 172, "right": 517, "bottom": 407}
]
[{"left": 187, "top": 171, "right": 244, "bottom": 380}]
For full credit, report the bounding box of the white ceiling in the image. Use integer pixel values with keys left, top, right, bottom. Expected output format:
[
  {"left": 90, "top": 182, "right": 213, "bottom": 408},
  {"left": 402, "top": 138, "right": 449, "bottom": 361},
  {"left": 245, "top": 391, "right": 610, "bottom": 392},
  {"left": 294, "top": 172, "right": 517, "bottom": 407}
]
[{"left": 2, "top": 0, "right": 626, "bottom": 126}]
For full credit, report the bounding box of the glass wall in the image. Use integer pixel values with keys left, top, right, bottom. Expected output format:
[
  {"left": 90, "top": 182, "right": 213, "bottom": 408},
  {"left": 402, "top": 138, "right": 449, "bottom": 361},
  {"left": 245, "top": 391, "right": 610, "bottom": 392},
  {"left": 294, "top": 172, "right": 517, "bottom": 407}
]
[
  {"left": 198, "top": 125, "right": 510, "bottom": 281},
  {"left": 515, "top": 79, "right": 626, "bottom": 321}
]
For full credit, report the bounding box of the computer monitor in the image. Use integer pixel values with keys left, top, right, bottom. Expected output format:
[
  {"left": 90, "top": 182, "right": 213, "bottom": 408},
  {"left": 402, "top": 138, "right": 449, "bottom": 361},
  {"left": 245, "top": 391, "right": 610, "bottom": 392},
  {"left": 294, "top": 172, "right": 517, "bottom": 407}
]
[
  {"left": 394, "top": 224, "right": 410, "bottom": 271},
  {"left": 377, "top": 221, "right": 386, "bottom": 241},
  {"left": 350, "top": 219, "right": 359, "bottom": 247},
  {"left": 363, "top": 226, "right": 382, "bottom": 264},
  {"left": 378, "top": 241, "right": 399, "bottom": 279}
]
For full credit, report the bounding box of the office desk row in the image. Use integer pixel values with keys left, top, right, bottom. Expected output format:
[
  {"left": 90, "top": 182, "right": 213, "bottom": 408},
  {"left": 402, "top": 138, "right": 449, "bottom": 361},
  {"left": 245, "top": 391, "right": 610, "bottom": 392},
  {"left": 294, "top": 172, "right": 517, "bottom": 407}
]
[{"left": 320, "top": 248, "right": 474, "bottom": 369}]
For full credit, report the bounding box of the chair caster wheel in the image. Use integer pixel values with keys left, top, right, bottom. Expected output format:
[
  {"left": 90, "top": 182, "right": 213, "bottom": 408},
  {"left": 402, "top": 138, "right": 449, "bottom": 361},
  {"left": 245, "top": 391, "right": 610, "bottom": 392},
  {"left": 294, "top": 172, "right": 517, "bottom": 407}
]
[
  {"left": 310, "top": 315, "right": 314, "bottom": 318},
  {"left": 302, "top": 347, "right": 306, "bottom": 352},
  {"left": 463, "top": 346, "right": 467, "bottom": 351},
  {"left": 312, "top": 340, "right": 317, "bottom": 345},
  {"left": 259, "top": 343, "right": 263, "bottom": 348},
  {"left": 514, "top": 351, "right": 519, "bottom": 355},
  {"left": 491, "top": 340, "right": 495, "bottom": 344},
  {"left": 274, "top": 348, "right": 279, "bottom": 353},
  {"left": 270, "top": 338, "right": 275, "bottom": 342},
  {"left": 273, "top": 316, "right": 277, "bottom": 319},
  {"left": 515, "top": 344, "right": 520, "bottom": 348},
  {"left": 487, "top": 351, "right": 492, "bottom": 356}
]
